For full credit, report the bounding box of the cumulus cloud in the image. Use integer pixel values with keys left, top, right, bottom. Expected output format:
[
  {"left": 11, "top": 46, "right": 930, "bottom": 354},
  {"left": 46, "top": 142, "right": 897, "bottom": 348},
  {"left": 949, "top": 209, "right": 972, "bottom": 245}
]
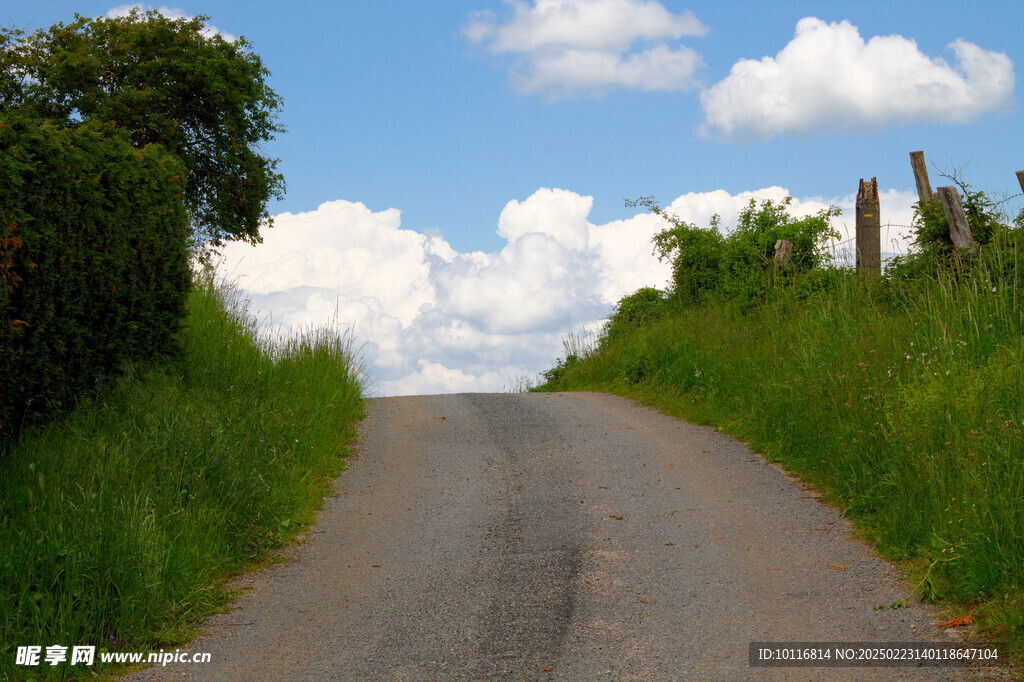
[
  {"left": 218, "top": 185, "right": 918, "bottom": 396},
  {"left": 465, "top": 0, "right": 706, "bottom": 97},
  {"left": 701, "top": 17, "right": 1014, "bottom": 141},
  {"left": 107, "top": 4, "right": 236, "bottom": 41}
]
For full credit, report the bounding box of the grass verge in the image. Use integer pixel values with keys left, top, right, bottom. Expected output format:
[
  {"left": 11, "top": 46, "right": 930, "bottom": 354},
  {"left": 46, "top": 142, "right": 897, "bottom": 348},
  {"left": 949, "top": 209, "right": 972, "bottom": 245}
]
[
  {"left": 537, "top": 257, "right": 1024, "bottom": 664},
  {"left": 0, "top": 273, "right": 364, "bottom": 680}
]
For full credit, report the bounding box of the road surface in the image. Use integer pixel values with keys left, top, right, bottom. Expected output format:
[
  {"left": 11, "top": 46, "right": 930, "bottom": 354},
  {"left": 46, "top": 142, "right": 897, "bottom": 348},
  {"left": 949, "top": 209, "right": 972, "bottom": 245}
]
[{"left": 125, "top": 392, "right": 1007, "bottom": 680}]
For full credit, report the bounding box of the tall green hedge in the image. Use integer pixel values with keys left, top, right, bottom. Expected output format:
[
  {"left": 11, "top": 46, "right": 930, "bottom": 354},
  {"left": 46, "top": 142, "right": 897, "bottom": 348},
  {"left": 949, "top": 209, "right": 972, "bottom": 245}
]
[{"left": 0, "top": 113, "right": 190, "bottom": 440}]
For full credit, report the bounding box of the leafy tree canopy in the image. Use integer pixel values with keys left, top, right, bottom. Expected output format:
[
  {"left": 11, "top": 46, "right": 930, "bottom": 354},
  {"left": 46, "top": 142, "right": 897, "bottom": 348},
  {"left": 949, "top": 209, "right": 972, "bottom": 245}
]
[{"left": 1, "top": 9, "right": 284, "bottom": 246}]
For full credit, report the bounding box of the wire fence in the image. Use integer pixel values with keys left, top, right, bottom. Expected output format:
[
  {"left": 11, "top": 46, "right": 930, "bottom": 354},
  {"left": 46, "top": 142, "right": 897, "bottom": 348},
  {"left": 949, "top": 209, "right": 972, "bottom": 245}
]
[{"left": 818, "top": 223, "right": 915, "bottom": 269}]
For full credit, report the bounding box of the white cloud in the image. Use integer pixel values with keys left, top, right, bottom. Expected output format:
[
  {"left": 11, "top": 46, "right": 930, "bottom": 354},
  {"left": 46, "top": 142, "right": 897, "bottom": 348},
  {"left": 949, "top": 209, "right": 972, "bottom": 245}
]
[
  {"left": 518, "top": 44, "right": 703, "bottom": 95},
  {"left": 465, "top": 0, "right": 706, "bottom": 97},
  {"left": 701, "top": 17, "right": 1014, "bottom": 141},
  {"left": 107, "top": 4, "right": 236, "bottom": 42},
  {"left": 467, "top": 0, "right": 705, "bottom": 52},
  {"left": 218, "top": 185, "right": 919, "bottom": 396}
]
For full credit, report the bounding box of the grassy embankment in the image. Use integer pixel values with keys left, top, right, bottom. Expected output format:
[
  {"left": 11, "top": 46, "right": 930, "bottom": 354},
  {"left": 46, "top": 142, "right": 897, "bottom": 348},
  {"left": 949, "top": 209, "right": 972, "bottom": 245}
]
[
  {"left": 0, "top": 274, "right": 364, "bottom": 680},
  {"left": 538, "top": 236, "right": 1024, "bottom": 659}
]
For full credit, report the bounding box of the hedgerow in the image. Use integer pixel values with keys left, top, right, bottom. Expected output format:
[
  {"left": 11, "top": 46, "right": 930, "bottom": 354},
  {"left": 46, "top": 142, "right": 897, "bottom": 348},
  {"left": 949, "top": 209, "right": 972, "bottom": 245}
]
[{"left": 0, "top": 112, "right": 189, "bottom": 440}]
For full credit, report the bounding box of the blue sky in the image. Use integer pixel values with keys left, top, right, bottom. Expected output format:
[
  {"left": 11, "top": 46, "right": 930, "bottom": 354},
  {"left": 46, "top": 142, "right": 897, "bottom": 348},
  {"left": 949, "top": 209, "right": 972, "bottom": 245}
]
[{"left": 9, "top": 1, "right": 1022, "bottom": 394}]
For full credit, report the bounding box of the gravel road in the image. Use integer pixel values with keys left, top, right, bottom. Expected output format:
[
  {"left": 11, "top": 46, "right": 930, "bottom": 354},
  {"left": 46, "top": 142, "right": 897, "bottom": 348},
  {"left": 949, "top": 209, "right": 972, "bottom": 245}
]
[{"left": 125, "top": 392, "right": 1009, "bottom": 680}]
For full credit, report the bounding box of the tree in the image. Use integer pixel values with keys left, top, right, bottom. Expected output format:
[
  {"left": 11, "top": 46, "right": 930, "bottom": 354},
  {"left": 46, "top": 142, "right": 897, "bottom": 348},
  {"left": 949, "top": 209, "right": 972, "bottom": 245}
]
[{"left": 1, "top": 9, "right": 284, "bottom": 246}]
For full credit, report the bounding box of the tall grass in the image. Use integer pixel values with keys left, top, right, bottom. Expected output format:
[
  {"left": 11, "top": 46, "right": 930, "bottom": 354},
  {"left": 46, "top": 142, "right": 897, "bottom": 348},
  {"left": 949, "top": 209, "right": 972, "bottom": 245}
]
[
  {"left": 538, "top": 245, "right": 1024, "bottom": 656},
  {"left": 0, "top": 274, "right": 364, "bottom": 679}
]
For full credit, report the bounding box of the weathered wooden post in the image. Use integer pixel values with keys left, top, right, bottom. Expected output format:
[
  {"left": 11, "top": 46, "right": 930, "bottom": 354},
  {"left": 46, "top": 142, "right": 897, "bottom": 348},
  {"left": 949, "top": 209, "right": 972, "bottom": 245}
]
[
  {"left": 773, "top": 239, "right": 793, "bottom": 266},
  {"left": 1016, "top": 170, "right": 1024, "bottom": 194},
  {"left": 936, "top": 186, "right": 977, "bottom": 251},
  {"left": 856, "top": 177, "right": 881, "bottom": 275},
  {"left": 910, "top": 151, "right": 934, "bottom": 203}
]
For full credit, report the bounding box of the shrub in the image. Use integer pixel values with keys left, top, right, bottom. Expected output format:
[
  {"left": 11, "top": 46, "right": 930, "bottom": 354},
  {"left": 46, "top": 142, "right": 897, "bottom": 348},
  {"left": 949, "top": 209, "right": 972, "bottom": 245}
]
[
  {"left": 911, "top": 185, "right": 1002, "bottom": 254},
  {"left": 540, "top": 354, "right": 579, "bottom": 388},
  {"left": 0, "top": 112, "right": 189, "bottom": 441},
  {"left": 718, "top": 198, "right": 839, "bottom": 300},
  {"left": 653, "top": 221, "right": 724, "bottom": 306},
  {"left": 604, "top": 287, "right": 667, "bottom": 339},
  {"left": 887, "top": 178, "right": 1016, "bottom": 289},
  {"left": 639, "top": 195, "right": 839, "bottom": 308}
]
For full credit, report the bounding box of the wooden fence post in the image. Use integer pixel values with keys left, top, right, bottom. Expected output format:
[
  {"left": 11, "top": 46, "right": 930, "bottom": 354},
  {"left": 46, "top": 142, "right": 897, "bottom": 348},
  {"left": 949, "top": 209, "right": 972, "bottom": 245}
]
[
  {"left": 773, "top": 239, "right": 793, "bottom": 266},
  {"left": 910, "top": 151, "right": 934, "bottom": 203},
  {"left": 856, "top": 177, "right": 881, "bottom": 276},
  {"left": 1016, "top": 170, "right": 1024, "bottom": 194},
  {"left": 936, "top": 186, "right": 977, "bottom": 251}
]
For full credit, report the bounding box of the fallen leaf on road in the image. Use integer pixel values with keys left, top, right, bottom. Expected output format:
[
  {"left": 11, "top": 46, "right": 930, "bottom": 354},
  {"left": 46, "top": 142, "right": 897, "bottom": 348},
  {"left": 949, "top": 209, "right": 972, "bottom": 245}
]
[
  {"left": 544, "top": 666, "right": 553, "bottom": 672},
  {"left": 937, "top": 613, "right": 974, "bottom": 627},
  {"left": 710, "top": 536, "right": 726, "bottom": 540},
  {"left": 609, "top": 515, "right": 623, "bottom": 520},
  {"left": 664, "top": 542, "right": 674, "bottom": 546},
  {"left": 827, "top": 564, "right": 848, "bottom": 571}
]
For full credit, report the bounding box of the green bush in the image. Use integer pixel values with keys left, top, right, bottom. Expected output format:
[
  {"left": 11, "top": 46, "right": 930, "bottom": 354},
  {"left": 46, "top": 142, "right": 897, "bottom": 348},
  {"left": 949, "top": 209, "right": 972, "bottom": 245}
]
[
  {"left": 0, "top": 112, "right": 189, "bottom": 440},
  {"left": 718, "top": 198, "right": 840, "bottom": 300},
  {"left": 604, "top": 286, "right": 667, "bottom": 339},
  {"left": 886, "top": 180, "right": 1018, "bottom": 291},
  {"left": 645, "top": 196, "right": 839, "bottom": 307},
  {"left": 540, "top": 354, "right": 579, "bottom": 387},
  {"left": 911, "top": 186, "right": 1002, "bottom": 255},
  {"left": 653, "top": 221, "right": 723, "bottom": 306}
]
